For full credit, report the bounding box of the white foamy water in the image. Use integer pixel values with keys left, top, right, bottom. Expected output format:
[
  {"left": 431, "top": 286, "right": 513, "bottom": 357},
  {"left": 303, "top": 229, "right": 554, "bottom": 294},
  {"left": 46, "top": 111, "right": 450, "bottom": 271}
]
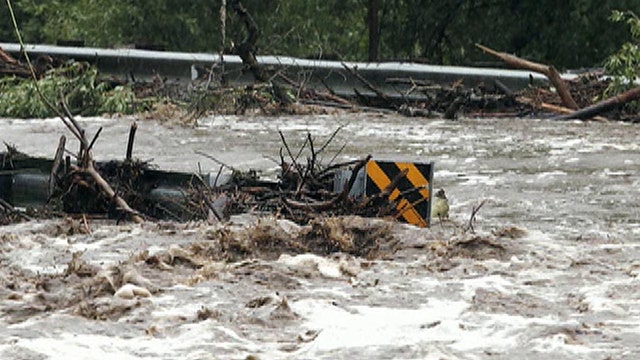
[{"left": 1, "top": 114, "right": 639, "bottom": 359}]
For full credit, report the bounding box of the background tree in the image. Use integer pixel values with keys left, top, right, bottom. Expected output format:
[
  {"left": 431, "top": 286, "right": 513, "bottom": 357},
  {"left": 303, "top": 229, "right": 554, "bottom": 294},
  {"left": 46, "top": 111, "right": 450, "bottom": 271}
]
[{"left": 2, "top": 0, "right": 640, "bottom": 69}]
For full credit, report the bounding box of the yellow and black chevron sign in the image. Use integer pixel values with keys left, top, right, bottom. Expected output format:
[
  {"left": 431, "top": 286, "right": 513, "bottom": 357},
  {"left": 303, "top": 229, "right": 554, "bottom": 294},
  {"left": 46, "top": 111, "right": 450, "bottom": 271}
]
[{"left": 365, "top": 160, "right": 434, "bottom": 227}]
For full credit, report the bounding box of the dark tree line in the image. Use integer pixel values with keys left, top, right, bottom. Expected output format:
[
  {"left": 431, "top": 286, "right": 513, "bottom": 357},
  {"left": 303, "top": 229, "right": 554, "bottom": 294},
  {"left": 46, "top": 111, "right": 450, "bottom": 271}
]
[{"left": 1, "top": 0, "right": 639, "bottom": 68}]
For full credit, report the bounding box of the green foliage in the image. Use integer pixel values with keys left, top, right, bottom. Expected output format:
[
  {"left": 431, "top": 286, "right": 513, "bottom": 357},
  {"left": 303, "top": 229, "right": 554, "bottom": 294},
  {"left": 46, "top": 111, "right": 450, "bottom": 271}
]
[
  {"left": 604, "top": 10, "right": 640, "bottom": 98},
  {"left": 3, "top": 0, "right": 217, "bottom": 50},
  {"left": 2, "top": 0, "right": 640, "bottom": 68},
  {"left": 0, "top": 62, "right": 138, "bottom": 118},
  {"left": 376, "top": 0, "right": 640, "bottom": 67},
  {"left": 252, "top": 0, "right": 368, "bottom": 59}
]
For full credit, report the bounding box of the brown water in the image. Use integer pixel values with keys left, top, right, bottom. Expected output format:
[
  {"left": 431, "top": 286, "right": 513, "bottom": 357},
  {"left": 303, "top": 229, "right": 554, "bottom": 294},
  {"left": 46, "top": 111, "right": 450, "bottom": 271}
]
[{"left": 0, "top": 114, "right": 639, "bottom": 359}]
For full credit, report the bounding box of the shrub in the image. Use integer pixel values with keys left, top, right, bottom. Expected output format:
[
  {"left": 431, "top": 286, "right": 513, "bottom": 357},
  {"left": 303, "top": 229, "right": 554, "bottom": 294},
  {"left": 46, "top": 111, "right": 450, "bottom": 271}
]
[
  {"left": 0, "top": 62, "right": 138, "bottom": 118},
  {"left": 604, "top": 10, "right": 640, "bottom": 110}
]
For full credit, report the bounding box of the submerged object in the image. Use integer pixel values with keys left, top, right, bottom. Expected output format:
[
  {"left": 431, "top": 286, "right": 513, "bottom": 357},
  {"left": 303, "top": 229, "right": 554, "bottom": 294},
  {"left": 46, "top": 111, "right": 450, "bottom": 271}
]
[
  {"left": 334, "top": 159, "right": 434, "bottom": 227},
  {"left": 0, "top": 151, "right": 437, "bottom": 227}
]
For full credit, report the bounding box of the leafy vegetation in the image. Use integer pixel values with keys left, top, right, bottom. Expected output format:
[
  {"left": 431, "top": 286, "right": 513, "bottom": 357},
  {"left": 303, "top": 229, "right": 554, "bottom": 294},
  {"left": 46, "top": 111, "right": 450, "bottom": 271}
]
[
  {"left": 604, "top": 11, "right": 640, "bottom": 97},
  {"left": 2, "top": 1, "right": 640, "bottom": 119},
  {"left": 2, "top": 0, "right": 640, "bottom": 68},
  {"left": 0, "top": 63, "right": 139, "bottom": 118}
]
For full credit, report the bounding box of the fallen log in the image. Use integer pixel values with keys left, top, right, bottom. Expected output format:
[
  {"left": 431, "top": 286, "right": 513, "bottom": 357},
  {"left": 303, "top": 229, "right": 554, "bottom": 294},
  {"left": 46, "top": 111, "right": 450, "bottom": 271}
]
[
  {"left": 475, "top": 43, "right": 579, "bottom": 110},
  {"left": 553, "top": 86, "right": 640, "bottom": 121},
  {"left": 515, "top": 96, "right": 608, "bottom": 121},
  {"left": 0, "top": 46, "right": 30, "bottom": 77},
  {"left": 516, "top": 96, "right": 571, "bottom": 114},
  {"left": 0, "top": 47, "right": 18, "bottom": 65}
]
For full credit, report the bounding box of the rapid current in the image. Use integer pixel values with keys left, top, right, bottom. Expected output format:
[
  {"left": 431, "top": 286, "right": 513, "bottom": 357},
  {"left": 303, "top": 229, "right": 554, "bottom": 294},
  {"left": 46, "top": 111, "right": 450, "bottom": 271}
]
[{"left": 0, "top": 113, "right": 638, "bottom": 359}]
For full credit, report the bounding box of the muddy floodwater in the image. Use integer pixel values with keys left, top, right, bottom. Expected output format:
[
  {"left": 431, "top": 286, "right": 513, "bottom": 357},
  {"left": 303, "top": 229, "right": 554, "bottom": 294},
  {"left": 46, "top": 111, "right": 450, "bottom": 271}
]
[{"left": 0, "top": 113, "right": 639, "bottom": 359}]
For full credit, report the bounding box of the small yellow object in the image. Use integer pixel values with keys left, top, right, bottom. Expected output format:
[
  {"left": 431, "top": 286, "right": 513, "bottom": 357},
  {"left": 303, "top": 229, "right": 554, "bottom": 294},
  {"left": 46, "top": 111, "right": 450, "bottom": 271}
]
[{"left": 431, "top": 188, "right": 449, "bottom": 219}]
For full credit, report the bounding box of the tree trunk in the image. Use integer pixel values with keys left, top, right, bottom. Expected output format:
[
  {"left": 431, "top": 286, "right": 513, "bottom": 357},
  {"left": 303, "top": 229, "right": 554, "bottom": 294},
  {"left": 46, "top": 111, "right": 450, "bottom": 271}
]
[
  {"left": 554, "top": 86, "right": 640, "bottom": 120},
  {"left": 368, "top": 0, "right": 379, "bottom": 62},
  {"left": 229, "top": 0, "right": 291, "bottom": 105},
  {"left": 476, "top": 43, "right": 579, "bottom": 110}
]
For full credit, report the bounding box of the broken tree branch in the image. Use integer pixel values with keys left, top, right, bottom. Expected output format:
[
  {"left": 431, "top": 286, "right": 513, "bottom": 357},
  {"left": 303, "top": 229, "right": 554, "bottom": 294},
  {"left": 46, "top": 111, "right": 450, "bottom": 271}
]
[
  {"left": 0, "top": 197, "right": 32, "bottom": 221},
  {"left": 126, "top": 122, "right": 137, "bottom": 161},
  {"left": 195, "top": 150, "right": 239, "bottom": 172},
  {"left": 476, "top": 43, "right": 578, "bottom": 110},
  {"left": 229, "top": 0, "right": 292, "bottom": 105},
  {"left": 6, "top": 0, "right": 144, "bottom": 223},
  {"left": 86, "top": 126, "right": 103, "bottom": 154},
  {"left": 516, "top": 96, "right": 573, "bottom": 114},
  {"left": 553, "top": 86, "right": 640, "bottom": 121},
  {"left": 516, "top": 96, "right": 608, "bottom": 121},
  {"left": 84, "top": 163, "right": 144, "bottom": 223},
  {"left": 342, "top": 62, "right": 391, "bottom": 105},
  {"left": 0, "top": 46, "right": 30, "bottom": 77},
  {"left": 49, "top": 135, "right": 66, "bottom": 198},
  {"left": 316, "top": 158, "right": 361, "bottom": 180},
  {"left": 278, "top": 130, "right": 305, "bottom": 185},
  {"left": 465, "top": 199, "right": 488, "bottom": 233}
]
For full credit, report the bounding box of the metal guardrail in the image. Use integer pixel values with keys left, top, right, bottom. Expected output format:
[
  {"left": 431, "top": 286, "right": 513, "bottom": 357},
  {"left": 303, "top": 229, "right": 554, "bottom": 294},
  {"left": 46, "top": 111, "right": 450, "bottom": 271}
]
[{"left": 1, "top": 42, "right": 551, "bottom": 97}]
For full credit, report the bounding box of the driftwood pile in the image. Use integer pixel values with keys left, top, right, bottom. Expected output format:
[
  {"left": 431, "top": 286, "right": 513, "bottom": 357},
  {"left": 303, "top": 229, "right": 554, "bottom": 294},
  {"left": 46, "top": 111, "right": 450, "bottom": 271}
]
[
  {"left": 2, "top": 16, "right": 638, "bottom": 122},
  {"left": 0, "top": 47, "right": 29, "bottom": 78},
  {"left": 175, "top": 0, "right": 638, "bottom": 121},
  {"left": 474, "top": 44, "right": 640, "bottom": 121},
  {"left": 218, "top": 1, "right": 640, "bottom": 122},
  {"left": 0, "top": 38, "right": 424, "bottom": 226},
  {"left": 0, "top": 125, "right": 421, "bottom": 226}
]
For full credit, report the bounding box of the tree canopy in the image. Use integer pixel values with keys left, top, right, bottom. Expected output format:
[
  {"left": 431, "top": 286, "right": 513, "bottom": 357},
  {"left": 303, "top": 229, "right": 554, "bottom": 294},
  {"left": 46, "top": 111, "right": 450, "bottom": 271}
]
[{"left": 1, "top": 0, "right": 639, "bottom": 69}]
